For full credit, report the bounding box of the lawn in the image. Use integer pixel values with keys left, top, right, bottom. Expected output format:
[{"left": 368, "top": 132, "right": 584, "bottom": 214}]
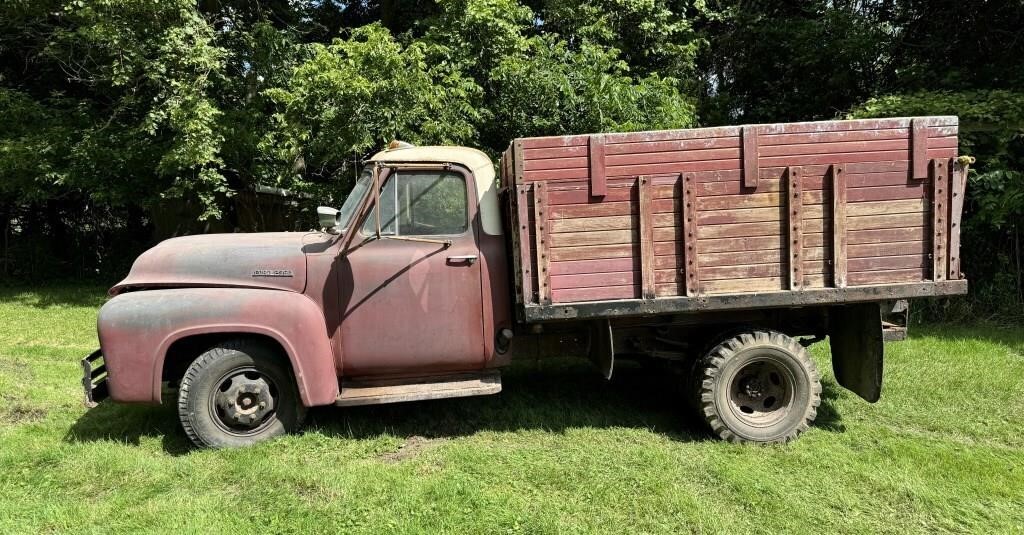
[{"left": 0, "top": 285, "right": 1022, "bottom": 533}]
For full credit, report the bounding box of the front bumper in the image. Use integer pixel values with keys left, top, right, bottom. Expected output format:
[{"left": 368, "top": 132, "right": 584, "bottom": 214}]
[{"left": 81, "top": 349, "right": 109, "bottom": 407}]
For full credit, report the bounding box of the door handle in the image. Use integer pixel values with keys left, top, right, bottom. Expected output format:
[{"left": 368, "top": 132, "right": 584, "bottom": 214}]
[{"left": 447, "top": 255, "right": 478, "bottom": 265}]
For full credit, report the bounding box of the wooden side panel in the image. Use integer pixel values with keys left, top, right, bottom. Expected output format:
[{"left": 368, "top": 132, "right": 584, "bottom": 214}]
[{"left": 512, "top": 116, "right": 959, "bottom": 305}]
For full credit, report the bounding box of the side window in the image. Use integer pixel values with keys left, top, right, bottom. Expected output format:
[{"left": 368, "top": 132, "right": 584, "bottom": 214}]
[{"left": 361, "top": 170, "right": 468, "bottom": 236}]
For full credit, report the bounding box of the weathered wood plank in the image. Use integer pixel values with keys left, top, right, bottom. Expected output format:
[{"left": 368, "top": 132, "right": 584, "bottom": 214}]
[
  {"left": 702, "top": 277, "right": 784, "bottom": 294},
  {"left": 759, "top": 138, "right": 909, "bottom": 157},
  {"left": 551, "top": 271, "right": 636, "bottom": 290},
  {"left": 949, "top": 161, "right": 967, "bottom": 279},
  {"left": 787, "top": 166, "right": 804, "bottom": 290},
  {"left": 699, "top": 249, "right": 784, "bottom": 267},
  {"left": 931, "top": 158, "right": 949, "bottom": 281},
  {"left": 533, "top": 182, "right": 551, "bottom": 304},
  {"left": 550, "top": 257, "right": 637, "bottom": 276},
  {"left": 550, "top": 215, "right": 635, "bottom": 233},
  {"left": 513, "top": 140, "right": 525, "bottom": 188},
  {"left": 848, "top": 268, "right": 926, "bottom": 285},
  {"left": 516, "top": 185, "right": 534, "bottom": 304},
  {"left": 606, "top": 148, "right": 740, "bottom": 166},
  {"left": 848, "top": 255, "right": 928, "bottom": 272},
  {"left": 552, "top": 285, "right": 639, "bottom": 302},
  {"left": 911, "top": 118, "right": 929, "bottom": 179},
  {"left": 682, "top": 173, "right": 700, "bottom": 295},
  {"left": 518, "top": 117, "right": 956, "bottom": 150},
  {"left": 742, "top": 125, "right": 760, "bottom": 188},
  {"left": 638, "top": 176, "right": 656, "bottom": 298},
  {"left": 589, "top": 135, "right": 607, "bottom": 196},
  {"left": 699, "top": 235, "right": 784, "bottom": 253},
  {"left": 606, "top": 137, "right": 740, "bottom": 154},
  {"left": 848, "top": 227, "right": 928, "bottom": 244},
  {"left": 848, "top": 240, "right": 928, "bottom": 258},
  {"left": 549, "top": 243, "right": 638, "bottom": 262},
  {"left": 833, "top": 164, "right": 848, "bottom": 288},
  {"left": 550, "top": 229, "right": 636, "bottom": 247}
]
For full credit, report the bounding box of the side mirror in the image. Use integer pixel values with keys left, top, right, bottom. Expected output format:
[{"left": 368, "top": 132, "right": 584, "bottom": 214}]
[{"left": 317, "top": 206, "right": 341, "bottom": 234}]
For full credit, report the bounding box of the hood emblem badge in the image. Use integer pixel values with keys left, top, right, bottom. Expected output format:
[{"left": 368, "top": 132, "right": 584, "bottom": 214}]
[{"left": 252, "top": 269, "right": 294, "bottom": 278}]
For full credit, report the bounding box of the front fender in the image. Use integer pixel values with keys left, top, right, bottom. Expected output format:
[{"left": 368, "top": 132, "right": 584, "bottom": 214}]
[{"left": 97, "top": 288, "right": 339, "bottom": 406}]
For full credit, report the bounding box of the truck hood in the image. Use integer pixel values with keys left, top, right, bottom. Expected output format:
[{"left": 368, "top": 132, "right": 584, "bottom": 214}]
[{"left": 111, "top": 232, "right": 319, "bottom": 295}]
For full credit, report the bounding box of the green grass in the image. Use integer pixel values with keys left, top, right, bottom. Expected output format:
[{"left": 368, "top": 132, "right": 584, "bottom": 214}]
[{"left": 0, "top": 285, "right": 1022, "bottom": 533}]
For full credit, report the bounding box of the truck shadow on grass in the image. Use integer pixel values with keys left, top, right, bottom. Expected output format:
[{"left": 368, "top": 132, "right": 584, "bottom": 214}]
[{"left": 66, "top": 359, "right": 846, "bottom": 454}]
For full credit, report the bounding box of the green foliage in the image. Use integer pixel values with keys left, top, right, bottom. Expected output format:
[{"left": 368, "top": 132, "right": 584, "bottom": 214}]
[
  {"left": 424, "top": 0, "right": 698, "bottom": 150},
  {"left": 849, "top": 90, "right": 1024, "bottom": 230},
  {"left": 850, "top": 90, "right": 1024, "bottom": 318},
  {"left": 264, "top": 23, "right": 483, "bottom": 195}
]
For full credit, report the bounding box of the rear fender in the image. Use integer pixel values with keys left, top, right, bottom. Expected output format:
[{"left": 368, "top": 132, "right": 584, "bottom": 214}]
[
  {"left": 97, "top": 288, "right": 339, "bottom": 406},
  {"left": 828, "top": 302, "right": 884, "bottom": 402}
]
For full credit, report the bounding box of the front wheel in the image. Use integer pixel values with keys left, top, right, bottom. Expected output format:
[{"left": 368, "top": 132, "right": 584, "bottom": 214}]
[
  {"left": 692, "top": 330, "right": 821, "bottom": 444},
  {"left": 177, "top": 340, "right": 307, "bottom": 448}
]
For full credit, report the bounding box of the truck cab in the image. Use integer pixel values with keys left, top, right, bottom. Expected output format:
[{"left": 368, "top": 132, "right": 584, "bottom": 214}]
[{"left": 85, "top": 144, "right": 517, "bottom": 448}]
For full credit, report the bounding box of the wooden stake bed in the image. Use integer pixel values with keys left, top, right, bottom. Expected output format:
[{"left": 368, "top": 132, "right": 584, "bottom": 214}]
[{"left": 502, "top": 116, "right": 969, "bottom": 321}]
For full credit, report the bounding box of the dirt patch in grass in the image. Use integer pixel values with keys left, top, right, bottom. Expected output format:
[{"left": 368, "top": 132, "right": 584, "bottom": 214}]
[
  {"left": 378, "top": 435, "right": 445, "bottom": 463},
  {"left": 0, "top": 403, "right": 48, "bottom": 424}
]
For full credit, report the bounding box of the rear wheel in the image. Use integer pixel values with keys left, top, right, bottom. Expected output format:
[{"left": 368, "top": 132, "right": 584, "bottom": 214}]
[
  {"left": 177, "top": 340, "right": 306, "bottom": 448},
  {"left": 692, "top": 330, "right": 820, "bottom": 444}
]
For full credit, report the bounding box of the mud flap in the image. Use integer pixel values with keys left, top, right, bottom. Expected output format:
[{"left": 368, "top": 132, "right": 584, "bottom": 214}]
[
  {"left": 589, "top": 319, "right": 614, "bottom": 380},
  {"left": 828, "top": 303, "right": 884, "bottom": 402}
]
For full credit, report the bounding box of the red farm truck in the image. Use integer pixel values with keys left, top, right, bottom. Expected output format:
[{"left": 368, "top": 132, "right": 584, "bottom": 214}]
[{"left": 83, "top": 116, "right": 969, "bottom": 448}]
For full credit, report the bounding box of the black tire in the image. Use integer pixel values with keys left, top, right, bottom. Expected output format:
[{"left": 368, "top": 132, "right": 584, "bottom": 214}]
[
  {"left": 692, "top": 330, "right": 821, "bottom": 444},
  {"left": 177, "top": 340, "right": 307, "bottom": 448}
]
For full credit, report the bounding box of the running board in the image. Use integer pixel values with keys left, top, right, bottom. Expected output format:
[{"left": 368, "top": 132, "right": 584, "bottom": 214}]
[{"left": 335, "top": 371, "right": 501, "bottom": 407}]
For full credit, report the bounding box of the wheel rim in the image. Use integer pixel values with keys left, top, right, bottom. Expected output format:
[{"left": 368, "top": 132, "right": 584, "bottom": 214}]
[
  {"left": 726, "top": 356, "right": 796, "bottom": 428},
  {"left": 209, "top": 366, "right": 278, "bottom": 436}
]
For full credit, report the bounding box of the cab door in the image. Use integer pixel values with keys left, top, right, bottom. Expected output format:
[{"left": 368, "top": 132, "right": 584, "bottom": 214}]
[{"left": 338, "top": 165, "right": 486, "bottom": 376}]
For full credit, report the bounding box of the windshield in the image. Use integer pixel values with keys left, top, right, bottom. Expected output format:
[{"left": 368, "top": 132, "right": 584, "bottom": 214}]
[{"left": 336, "top": 169, "right": 372, "bottom": 232}]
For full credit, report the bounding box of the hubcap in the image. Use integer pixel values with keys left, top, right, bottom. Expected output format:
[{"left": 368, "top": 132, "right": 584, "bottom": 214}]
[
  {"left": 211, "top": 369, "right": 277, "bottom": 433},
  {"left": 728, "top": 358, "right": 794, "bottom": 426}
]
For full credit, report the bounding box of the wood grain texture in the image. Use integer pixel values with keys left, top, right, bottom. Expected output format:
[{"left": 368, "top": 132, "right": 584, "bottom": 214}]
[
  {"left": 533, "top": 182, "right": 551, "bottom": 304},
  {"left": 638, "top": 176, "right": 656, "bottom": 298},
  {"left": 931, "top": 158, "right": 949, "bottom": 281},
  {"left": 911, "top": 118, "right": 928, "bottom": 179},
  {"left": 949, "top": 161, "right": 967, "bottom": 279},
  {"left": 787, "top": 167, "right": 804, "bottom": 290},
  {"left": 682, "top": 173, "right": 699, "bottom": 296},
  {"left": 833, "top": 164, "right": 848, "bottom": 288},
  {"left": 513, "top": 140, "right": 525, "bottom": 188},
  {"left": 515, "top": 185, "right": 534, "bottom": 304},
  {"left": 742, "top": 125, "right": 759, "bottom": 188},
  {"left": 588, "top": 135, "right": 607, "bottom": 196}
]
